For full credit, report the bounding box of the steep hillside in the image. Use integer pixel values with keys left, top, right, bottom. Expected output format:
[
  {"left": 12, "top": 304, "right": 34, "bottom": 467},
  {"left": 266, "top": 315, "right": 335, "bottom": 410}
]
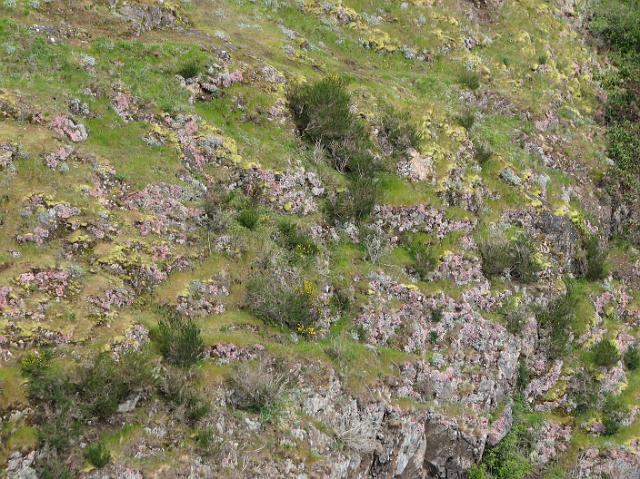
[{"left": 0, "top": 0, "right": 639, "bottom": 477}]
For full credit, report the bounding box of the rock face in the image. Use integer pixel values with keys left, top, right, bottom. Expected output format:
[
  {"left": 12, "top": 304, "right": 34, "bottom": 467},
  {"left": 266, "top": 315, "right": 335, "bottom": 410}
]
[{"left": 116, "top": 2, "right": 180, "bottom": 34}]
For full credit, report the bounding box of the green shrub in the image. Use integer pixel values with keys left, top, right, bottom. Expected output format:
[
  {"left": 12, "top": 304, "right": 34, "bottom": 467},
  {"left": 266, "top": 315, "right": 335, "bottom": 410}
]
[
  {"left": 474, "top": 140, "right": 494, "bottom": 165},
  {"left": 278, "top": 220, "right": 319, "bottom": 257},
  {"left": 479, "top": 233, "right": 541, "bottom": 282},
  {"left": 538, "top": 288, "right": 578, "bottom": 359},
  {"left": 237, "top": 207, "right": 260, "bottom": 230},
  {"left": 156, "top": 309, "right": 204, "bottom": 367},
  {"left": 593, "top": 339, "right": 621, "bottom": 367},
  {"left": 287, "top": 76, "right": 375, "bottom": 175},
  {"left": 481, "top": 399, "right": 535, "bottom": 479},
  {"left": 504, "top": 309, "right": 528, "bottom": 335},
  {"left": 456, "top": 109, "right": 476, "bottom": 130},
  {"left": 459, "top": 70, "right": 480, "bottom": 90},
  {"left": 624, "top": 346, "right": 640, "bottom": 370},
  {"left": 34, "top": 455, "right": 75, "bottom": 479},
  {"left": 328, "top": 176, "right": 381, "bottom": 222},
  {"left": 577, "top": 236, "right": 608, "bottom": 280},
  {"left": 245, "top": 272, "right": 315, "bottom": 330},
  {"left": 403, "top": 235, "right": 438, "bottom": 280},
  {"left": 379, "top": 102, "right": 422, "bottom": 152},
  {"left": 177, "top": 60, "right": 201, "bottom": 79},
  {"left": 84, "top": 443, "right": 111, "bottom": 468},
  {"left": 517, "top": 360, "right": 530, "bottom": 391},
  {"left": 602, "top": 394, "right": 628, "bottom": 435},
  {"left": 571, "top": 370, "right": 599, "bottom": 414},
  {"left": 227, "top": 360, "right": 288, "bottom": 416},
  {"left": 79, "top": 351, "right": 156, "bottom": 419}
]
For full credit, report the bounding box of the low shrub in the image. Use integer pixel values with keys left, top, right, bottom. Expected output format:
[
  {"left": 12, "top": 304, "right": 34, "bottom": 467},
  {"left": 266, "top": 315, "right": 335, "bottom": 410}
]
[
  {"left": 245, "top": 271, "right": 315, "bottom": 330},
  {"left": 158, "top": 367, "right": 209, "bottom": 424},
  {"left": 328, "top": 176, "right": 381, "bottom": 222},
  {"left": 473, "top": 140, "right": 494, "bottom": 165},
  {"left": 278, "top": 220, "right": 319, "bottom": 257},
  {"left": 602, "top": 394, "right": 628, "bottom": 435},
  {"left": 479, "top": 399, "right": 535, "bottom": 479},
  {"left": 624, "top": 346, "right": 640, "bottom": 370},
  {"left": 287, "top": 76, "right": 375, "bottom": 175},
  {"left": 456, "top": 109, "right": 476, "bottom": 130},
  {"left": 379, "top": 102, "right": 422, "bottom": 153},
  {"left": 177, "top": 60, "right": 201, "bottom": 79},
  {"left": 156, "top": 309, "right": 204, "bottom": 367},
  {"left": 84, "top": 443, "right": 111, "bottom": 468},
  {"left": 537, "top": 287, "right": 578, "bottom": 359},
  {"left": 570, "top": 370, "right": 599, "bottom": 414},
  {"left": 459, "top": 70, "right": 480, "bottom": 90},
  {"left": 576, "top": 236, "right": 607, "bottom": 280},
  {"left": 227, "top": 360, "right": 288, "bottom": 416},
  {"left": 593, "top": 339, "right": 620, "bottom": 368},
  {"left": 479, "top": 233, "right": 541, "bottom": 283},
  {"left": 237, "top": 207, "right": 260, "bottom": 230}
]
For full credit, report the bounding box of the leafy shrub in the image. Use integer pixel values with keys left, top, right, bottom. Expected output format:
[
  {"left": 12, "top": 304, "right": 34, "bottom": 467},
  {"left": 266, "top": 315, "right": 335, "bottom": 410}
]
[
  {"left": 287, "top": 76, "right": 375, "bottom": 175},
  {"left": 237, "top": 207, "right": 260, "bottom": 230},
  {"left": 246, "top": 271, "right": 315, "bottom": 330},
  {"left": 156, "top": 309, "right": 204, "bottom": 367},
  {"left": 593, "top": 339, "right": 621, "bottom": 367},
  {"left": 278, "top": 220, "right": 319, "bottom": 257},
  {"left": 480, "top": 399, "right": 535, "bottom": 479},
  {"left": 328, "top": 176, "right": 381, "bottom": 222},
  {"left": 459, "top": 70, "right": 480, "bottom": 90},
  {"left": 403, "top": 235, "right": 438, "bottom": 280},
  {"left": 34, "top": 454, "right": 75, "bottom": 479},
  {"left": 624, "top": 346, "right": 640, "bottom": 370},
  {"left": 538, "top": 287, "right": 578, "bottom": 359},
  {"left": 84, "top": 443, "right": 111, "bottom": 468},
  {"left": 576, "top": 236, "right": 607, "bottom": 280},
  {"left": 227, "top": 360, "right": 288, "bottom": 416},
  {"left": 570, "top": 370, "right": 599, "bottom": 414},
  {"left": 479, "top": 233, "right": 541, "bottom": 282},
  {"left": 379, "top": 102, "right": 422, "bottom": 152},
  {"left": 203, "top": 191, "right": 232, "bottom": 234},
  {"left": 456, "top": 109, "right": 475, "bottom": 130},
  {"left": 158, "top": 366, "right": 209, "bottom": 423},
  {"left": 504, "top": 309, "right": 528, "bottom": 335},
  {"left": 474, "top": 139, "right": 494, "bottom": 165},
  {"left": 177, "top": 60, "right": 201, "bottom": 79},
  {"left": 602, "top": 394, "right": 628, "bottom": 435}
]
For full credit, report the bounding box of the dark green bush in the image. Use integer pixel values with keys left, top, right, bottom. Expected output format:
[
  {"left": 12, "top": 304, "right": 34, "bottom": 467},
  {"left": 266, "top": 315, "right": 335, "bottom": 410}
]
[
  {"left": 403, "top": 235, "right": 438, "bottom": 280},
  {"left": 593, "top": 339, "right": 621, "bottom": 368},
  {"left": 379, "top": 102, "right": 422, "bottom": 153},
  {"left": 479, "top": 399, "right": 535, "bottom": 479},
  {"left": 245, "top": 272, "right": 315, "bottom": 330},
  {"left": 459, "top": 70, "right": 480, "bottom": 90},
  {"left": 479, "top": 233, "right": 541, "bottom": 282},
  {"left": 34, "top": 455, "right": 75, "bottom": 479},
  {"left": 602, "top": 394, "right": 628, "bottom": 435},
  {"left": 84, "top": 443, "right": 111, "bottom": 468},
  {"left": 474, "top": 140, "right": 494, "bottom": 165},
  {"left": 538, "top": 288, "right": 578, "bottom": 359},
  {"left": 571, "top": 370, "right": 599, "bottom": 414},
  {"left": 237, "top": 207, "right": 260, "bottom": 230},
  {"left": 157, "top": 309, "right": 204, "bottom": 367},
  {"left": 624, "top": 346, "right": 640, "bottom": 370},
  {"left": 177, "top": 60, "right": 201, "bottom": 79},
  {"left": 287, "top": 76, "right": 375, "bottom": 175},
  {"left": 278, "top": 220, "right": 319, "bottom": 257},
  {"left": 608, "top": 122, "right": 640, "bottom": 171},
  {"left": 456, "top": 109, "right": 476, "bottom": 130},
  {"left": 227, "top": 360, "right": 288, "bottom": 416},
  {"left": 577, "top": 236, "right": 608, "bottom": 280},
  {"left": 328, "top": 176, "right": 381, "bottom": 222}
]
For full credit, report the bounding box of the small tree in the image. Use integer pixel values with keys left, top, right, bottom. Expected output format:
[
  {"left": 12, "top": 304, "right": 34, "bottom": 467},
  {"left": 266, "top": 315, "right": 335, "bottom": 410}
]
[{"left": 624, "top": 346, "right": 640, "bottom": 370}]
